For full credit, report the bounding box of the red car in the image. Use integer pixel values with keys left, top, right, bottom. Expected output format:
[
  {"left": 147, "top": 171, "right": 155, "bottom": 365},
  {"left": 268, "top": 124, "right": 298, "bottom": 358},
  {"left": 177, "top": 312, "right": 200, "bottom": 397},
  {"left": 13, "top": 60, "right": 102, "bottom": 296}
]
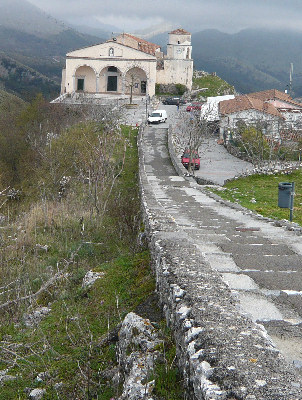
[
  {"left": 181, "top": 149, "right": 200, "bottom": 170},
  {"left": 186, "top": 102, "right": 203, "bottom": 112}
]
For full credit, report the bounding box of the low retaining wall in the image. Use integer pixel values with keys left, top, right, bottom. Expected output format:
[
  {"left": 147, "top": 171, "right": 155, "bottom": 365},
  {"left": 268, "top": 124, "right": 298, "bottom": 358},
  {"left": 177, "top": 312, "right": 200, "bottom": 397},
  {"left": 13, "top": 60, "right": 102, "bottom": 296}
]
[{"left": 138, "top": 125, "right": 302, "bottom": 399}]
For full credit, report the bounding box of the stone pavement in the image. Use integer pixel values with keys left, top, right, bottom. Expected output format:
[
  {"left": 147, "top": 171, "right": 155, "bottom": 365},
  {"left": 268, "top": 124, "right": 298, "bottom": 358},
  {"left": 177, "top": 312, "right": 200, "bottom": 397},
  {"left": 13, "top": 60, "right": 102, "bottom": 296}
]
[
  {"left": 139, "top": 123, "right": 302, "bottom": 398},
  {"left": 195, "top": 137, "right": 253, "bottom": 185}
]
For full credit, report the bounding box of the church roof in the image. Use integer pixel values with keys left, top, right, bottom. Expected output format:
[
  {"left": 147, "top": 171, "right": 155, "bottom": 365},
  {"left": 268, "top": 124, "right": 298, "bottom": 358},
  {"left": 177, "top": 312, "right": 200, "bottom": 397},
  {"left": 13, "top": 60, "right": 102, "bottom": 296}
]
[
  {"left": 169, "top": 28, "right": 191, "bottom": 35},
  {"left": 110, "top": 33, "right": 161, "bottom": 56}
]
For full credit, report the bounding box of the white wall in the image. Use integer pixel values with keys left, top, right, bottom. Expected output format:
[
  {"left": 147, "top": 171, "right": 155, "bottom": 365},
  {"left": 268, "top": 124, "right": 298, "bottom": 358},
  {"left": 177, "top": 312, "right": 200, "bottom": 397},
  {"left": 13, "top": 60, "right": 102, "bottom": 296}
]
[
  {"left": 63, "top": 42, "right": 157, "bottom": 96},
  {"left": 219, "top": 109, "right": 282, "bottom": 139},
  {"left": 156, "top": 59, "right": 193, "bottom": 90}
]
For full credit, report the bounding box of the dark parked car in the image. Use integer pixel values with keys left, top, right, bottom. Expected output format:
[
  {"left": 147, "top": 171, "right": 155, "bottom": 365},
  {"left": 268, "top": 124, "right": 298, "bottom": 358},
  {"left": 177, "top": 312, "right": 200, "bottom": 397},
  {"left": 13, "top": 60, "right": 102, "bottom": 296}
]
[{"left": 162, "top": 97, "right": 186, "bottom": 105}]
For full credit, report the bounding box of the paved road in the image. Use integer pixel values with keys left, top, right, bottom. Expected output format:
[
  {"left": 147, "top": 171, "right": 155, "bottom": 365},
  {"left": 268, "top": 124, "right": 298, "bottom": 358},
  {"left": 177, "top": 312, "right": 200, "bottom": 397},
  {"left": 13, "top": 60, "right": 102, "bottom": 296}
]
[
  {"left": 142, "top": 124, "right": 302, "bottom": 374},
  {"left": 125, "top": 100, "right": 253, "bottom": 185},
  {"left": 196, "top": 137, "right": 253, "bottom": 185}
]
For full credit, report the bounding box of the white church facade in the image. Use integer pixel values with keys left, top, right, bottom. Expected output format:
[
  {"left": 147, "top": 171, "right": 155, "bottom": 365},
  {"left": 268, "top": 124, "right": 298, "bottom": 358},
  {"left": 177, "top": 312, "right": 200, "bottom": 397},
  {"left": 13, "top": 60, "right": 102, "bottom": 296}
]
[{"left": 60, "top": 29, "right": 193, "bottom": 98}]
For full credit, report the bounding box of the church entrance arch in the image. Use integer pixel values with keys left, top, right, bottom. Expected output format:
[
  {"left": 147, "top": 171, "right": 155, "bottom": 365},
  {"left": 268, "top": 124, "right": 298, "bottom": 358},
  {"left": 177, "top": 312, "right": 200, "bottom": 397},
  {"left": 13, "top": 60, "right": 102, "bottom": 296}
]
[
  {"left": 99, "top": 66, "right": 122, "bottom": 93},
  {"left": 125, "top": 67, "right": 148, "bottom": 96},
  {"left": 75, "top": 66, "right": 96, "bottom": 92}
]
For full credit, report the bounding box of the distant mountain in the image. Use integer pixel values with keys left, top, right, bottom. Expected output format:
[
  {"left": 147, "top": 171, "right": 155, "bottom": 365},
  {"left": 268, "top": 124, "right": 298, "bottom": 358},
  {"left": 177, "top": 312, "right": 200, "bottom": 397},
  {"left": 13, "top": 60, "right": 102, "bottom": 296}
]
[
  {"left": 66, "top": 17, "right": 118, "bottom": 39},
  {"left": 134, "top": 23, "right": 174, "bottom": 40},
  {"left": 0, "top": 0, "right": 103, "bottom": 100},
  {"left": 0, "top": 0, "right": 67, "bottom": 37},
  {"left": 0, "top": 53, "right": 59, "bottom": 101},
  {"left": 192, "top": 28, "right": 302, "bottom": 96},
  {"left": 68, "top": 24, "right": 111, "bottom": 40}
]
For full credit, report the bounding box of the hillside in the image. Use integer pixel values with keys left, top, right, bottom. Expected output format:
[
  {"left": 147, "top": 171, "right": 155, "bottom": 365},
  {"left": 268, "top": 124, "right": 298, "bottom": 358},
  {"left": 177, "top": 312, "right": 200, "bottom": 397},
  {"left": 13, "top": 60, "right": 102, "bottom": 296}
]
[
  {"left": 0, "top": 53, "right": 59, "bottom": 100},
  {"left": 0, "top": 98, "right": 185, "bottom": 398},
  {"left": 192, "top": 28, "right": 302, "bottom": 96},
  {"left": 148, "top": 28, "right": 302, "bottom": 97},
  {"left": 192, "top": 73, "right": 235, "bottom": 98},
  {"left": 0, "top": 88, "right": 25, "bottom": 111},
  {"left": 0, "top": 0, "right": 103, "bottom": 100}
]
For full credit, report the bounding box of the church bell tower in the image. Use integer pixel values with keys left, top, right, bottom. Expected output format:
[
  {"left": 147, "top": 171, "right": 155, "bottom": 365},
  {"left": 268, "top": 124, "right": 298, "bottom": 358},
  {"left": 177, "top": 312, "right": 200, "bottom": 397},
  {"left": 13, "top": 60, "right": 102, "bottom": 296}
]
[{"left": 167, "top": 28, "right": 192, "bottom": 60}]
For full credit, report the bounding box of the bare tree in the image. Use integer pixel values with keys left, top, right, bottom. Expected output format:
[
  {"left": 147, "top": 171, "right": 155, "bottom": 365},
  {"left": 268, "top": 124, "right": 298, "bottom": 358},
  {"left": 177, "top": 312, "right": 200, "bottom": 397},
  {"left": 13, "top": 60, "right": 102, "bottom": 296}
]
[
  {"left": 124, "top": 64, "right": 148, "bottom": 104},
  {"left": 174, "top": 106, "right": 218, "bottom": 173}
]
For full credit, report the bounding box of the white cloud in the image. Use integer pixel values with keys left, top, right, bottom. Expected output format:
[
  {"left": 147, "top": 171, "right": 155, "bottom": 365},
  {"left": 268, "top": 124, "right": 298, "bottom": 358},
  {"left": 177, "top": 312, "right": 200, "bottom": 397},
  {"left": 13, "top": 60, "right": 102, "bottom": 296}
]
[{"left": 26, "top": 0, "right": 302, "bottom": 33}]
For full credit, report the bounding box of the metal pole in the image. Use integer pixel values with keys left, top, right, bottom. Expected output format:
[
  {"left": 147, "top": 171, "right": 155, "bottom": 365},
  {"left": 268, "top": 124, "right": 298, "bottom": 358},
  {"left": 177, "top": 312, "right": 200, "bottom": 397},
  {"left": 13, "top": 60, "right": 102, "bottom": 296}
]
[{"left": 289, "top": 182, "right": 295, "bottom": 222}]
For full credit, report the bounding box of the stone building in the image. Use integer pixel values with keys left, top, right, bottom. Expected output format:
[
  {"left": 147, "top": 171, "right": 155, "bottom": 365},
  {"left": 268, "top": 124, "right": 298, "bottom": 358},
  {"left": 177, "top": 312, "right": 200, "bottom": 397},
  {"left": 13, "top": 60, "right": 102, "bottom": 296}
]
[
  {"left": 60, "top": 29, "right": 193, "bottom": 98},
  {"left": 218, "top": 89, "right": 302, "bottom": 141}
]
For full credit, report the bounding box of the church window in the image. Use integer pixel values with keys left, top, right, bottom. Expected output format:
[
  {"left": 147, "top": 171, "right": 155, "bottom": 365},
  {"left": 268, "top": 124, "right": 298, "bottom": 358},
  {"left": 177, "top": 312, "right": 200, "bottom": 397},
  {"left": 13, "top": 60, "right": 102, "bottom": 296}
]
[
  {"left": 186, "top": 48, "right": 190, "bottom": 59},
  {"left": 109, "top": 47, "right": 114, "bottom": 57},
  {"left": 177, "top": 40, "right": 180, "bottom": 44},
  {"left": 108, "top": 66, "right": 118, "bottom": 72}
]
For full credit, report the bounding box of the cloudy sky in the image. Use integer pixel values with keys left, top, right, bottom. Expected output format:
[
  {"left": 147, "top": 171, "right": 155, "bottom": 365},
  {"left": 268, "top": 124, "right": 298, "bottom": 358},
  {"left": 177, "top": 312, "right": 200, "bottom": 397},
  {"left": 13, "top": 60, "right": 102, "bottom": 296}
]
[{"left": 27, "top": 0, "right": 302, "bottom": 33}]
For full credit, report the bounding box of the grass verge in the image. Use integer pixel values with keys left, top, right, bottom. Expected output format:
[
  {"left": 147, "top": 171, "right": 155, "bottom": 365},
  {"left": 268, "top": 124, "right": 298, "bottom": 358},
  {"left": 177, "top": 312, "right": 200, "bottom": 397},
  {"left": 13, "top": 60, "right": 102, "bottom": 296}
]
[{"left": 211, "top": 170, "right": 302, "bottom": 225}]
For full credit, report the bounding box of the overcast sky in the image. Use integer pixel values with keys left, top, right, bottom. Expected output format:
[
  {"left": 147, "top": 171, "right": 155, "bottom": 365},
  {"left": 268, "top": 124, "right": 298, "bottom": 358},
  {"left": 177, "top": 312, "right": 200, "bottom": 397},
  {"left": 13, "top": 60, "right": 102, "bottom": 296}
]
[{"left": 26, "top": 0, "right": 302, "bottom": 33}]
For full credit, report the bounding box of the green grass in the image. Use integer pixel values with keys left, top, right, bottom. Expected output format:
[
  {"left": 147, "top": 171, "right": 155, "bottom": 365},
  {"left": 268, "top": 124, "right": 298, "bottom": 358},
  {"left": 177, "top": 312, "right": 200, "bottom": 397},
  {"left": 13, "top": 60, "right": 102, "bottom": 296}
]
[
  {"left": 0, "top": 126, "right": 154, "bottom": 399},
  {"left": 192, "top": 75, "right": 235, "bottom": 98},
  {"left": 153, "top": 324, "right": 184, "bottom": 400},
  {"left": 0, "top": 124, "right": 185, "bottom": 399},
  {"left": 211, "top": 170, "right": 302, "bottom": 224}
]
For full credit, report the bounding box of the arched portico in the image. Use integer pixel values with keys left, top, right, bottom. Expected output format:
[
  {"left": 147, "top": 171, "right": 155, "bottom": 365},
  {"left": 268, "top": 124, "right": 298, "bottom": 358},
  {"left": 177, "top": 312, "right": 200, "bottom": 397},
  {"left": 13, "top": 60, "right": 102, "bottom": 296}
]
[
  {"left": 124, "top": 67, "right": 148, "bottom": 96},
  {"left": 74, "top": 66, "right": 97, "bottom": 92},
  {"left": 99, "top": 66, "right": 123, "bottom": 94}
]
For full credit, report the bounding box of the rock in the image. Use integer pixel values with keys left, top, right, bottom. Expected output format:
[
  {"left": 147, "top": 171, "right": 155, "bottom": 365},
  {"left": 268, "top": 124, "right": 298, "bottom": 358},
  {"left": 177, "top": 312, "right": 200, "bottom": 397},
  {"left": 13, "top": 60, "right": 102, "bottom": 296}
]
[
  {"left": 36, "top": 372, "right": 49, "bottom": 382},
  {"left": 117, "top": 312, "right": 163, "bottom": 399},
  {"left": 82, "top": 270, "right": 104, "bottom": 288},
  {"left": 0, "top": 373, "right": 16, "bottom": 384},
  {"left": 23, "top": 307, "right": 51, "bottom": 327},
  {"left": 35, "top": 244, "right": 50, "bottom": 253},
  {"left": 54, "top": 382, "right": 63, "bottom": 390},
  {"left": 29, "top": 388, "right": 46, "bottom": 399}
]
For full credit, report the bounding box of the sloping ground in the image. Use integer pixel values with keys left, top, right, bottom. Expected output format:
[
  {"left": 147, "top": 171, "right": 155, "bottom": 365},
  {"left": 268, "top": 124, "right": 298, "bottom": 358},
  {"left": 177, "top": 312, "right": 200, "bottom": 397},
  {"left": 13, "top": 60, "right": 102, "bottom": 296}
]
[
  {"left": 0, "top": 88, "right": 25, "bottom": 111},
  {"left": 0, "top": 53, "right": 59, "bottom": 100},
  {"left": 139, "top": 124, "right": 302, "bottom": 398}
]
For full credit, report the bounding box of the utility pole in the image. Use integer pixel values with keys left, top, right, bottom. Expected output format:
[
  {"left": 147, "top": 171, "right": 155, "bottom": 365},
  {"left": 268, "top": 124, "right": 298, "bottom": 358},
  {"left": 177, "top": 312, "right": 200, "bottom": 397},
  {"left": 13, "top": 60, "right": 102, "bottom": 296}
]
[{"left": 289, "top": 63, "right": 294, "bottom": 96}]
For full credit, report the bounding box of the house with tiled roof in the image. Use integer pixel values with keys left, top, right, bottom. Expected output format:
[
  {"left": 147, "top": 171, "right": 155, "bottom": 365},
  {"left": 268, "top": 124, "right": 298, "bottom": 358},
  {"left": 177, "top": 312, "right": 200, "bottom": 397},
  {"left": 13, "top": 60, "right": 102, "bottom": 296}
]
[
  {"left": 60, "top": 29, "right": 193, "bottom": 98},
  {"left": 248, "top": 89, "right": 302, "bottom": 110},
  {"left": 218, "top": 89, "right": 302, "bottom": 141},
  {"left": 219, "top": 94, "right": 285, "bottom": 140}
]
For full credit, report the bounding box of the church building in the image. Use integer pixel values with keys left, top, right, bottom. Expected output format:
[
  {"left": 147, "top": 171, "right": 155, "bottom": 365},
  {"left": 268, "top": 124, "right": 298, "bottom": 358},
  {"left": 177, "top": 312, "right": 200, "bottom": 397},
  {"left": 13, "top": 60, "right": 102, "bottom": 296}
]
[{"left": 61, "top": 29, "right": 193, "bottom": 98}]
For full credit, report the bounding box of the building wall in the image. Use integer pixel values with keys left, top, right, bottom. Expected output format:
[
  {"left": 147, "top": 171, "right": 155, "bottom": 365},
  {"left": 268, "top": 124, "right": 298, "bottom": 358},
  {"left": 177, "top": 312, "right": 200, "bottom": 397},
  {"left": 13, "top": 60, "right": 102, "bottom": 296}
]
[
  {"left": 63, "top": 42, "right": 157, "bottom": 96},
  {"left": 61, "top": 31, "right": 193, "bottom": 97},
  {"left": 156, "top": 59, "right": 193, "bottom": 90},
  {"left": 61, "top": 68, "right": 66, "bottom": 94},
  {"left": 219, "top": 110, "right": 282, "bottom": 139}
]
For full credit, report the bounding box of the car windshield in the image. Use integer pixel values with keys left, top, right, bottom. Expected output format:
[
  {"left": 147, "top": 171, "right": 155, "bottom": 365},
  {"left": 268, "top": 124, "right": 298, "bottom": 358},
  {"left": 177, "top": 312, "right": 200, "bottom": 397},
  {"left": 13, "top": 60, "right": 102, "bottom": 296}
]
[
  {"left": 183, "top": 152, "right": 199, "bottom": 158},
  {"left": 151, "top": 113, "right": 161, "bottom": 117}
]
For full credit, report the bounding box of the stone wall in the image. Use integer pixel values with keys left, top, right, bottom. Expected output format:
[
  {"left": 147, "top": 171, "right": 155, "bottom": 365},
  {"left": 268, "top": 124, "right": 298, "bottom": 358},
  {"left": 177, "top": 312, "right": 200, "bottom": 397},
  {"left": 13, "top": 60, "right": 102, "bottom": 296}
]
[{"left": 138, "top": 124, "right": 302, "bottom": 399}]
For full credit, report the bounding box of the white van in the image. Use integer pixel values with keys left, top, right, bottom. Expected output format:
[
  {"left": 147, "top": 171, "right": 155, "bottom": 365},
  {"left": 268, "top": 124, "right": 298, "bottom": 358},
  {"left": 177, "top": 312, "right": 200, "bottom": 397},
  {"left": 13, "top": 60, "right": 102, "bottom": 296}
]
[{"left": 147, "top": 110, "right": 168, "bottom": 124}]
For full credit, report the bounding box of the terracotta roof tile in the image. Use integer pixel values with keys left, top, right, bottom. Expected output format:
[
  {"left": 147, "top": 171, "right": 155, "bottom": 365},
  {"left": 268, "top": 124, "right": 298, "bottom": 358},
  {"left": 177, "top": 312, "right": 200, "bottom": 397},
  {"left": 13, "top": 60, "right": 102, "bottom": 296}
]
[
  {"left": 249, "top": 89, "right": 290, "bottom": 102},
  {"left": 115, "top": 33, "right": 160, "bottom": 55},
  {"left": 169, "top": 28, "right": 191, "bottom": 35},
  {"left": 219, "top": 95, "right": 283, "bottom": 119},
  {"left": 249, "top": 89, "right": 302, "bottom": 108}
]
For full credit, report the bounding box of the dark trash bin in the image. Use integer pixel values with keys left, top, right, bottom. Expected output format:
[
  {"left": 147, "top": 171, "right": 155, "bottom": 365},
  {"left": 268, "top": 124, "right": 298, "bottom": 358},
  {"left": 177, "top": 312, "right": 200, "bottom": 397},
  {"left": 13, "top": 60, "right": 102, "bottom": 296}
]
[{"left": 278, "top": 182, "right": 293, "bottom": 208}]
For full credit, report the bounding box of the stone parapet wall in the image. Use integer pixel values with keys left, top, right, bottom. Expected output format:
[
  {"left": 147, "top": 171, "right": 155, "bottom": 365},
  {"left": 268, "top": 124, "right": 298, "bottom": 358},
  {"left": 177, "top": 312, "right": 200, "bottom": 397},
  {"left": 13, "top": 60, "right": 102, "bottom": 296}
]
[{"left": 138, "top": 125, "right": 302, "bottom": 399}]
